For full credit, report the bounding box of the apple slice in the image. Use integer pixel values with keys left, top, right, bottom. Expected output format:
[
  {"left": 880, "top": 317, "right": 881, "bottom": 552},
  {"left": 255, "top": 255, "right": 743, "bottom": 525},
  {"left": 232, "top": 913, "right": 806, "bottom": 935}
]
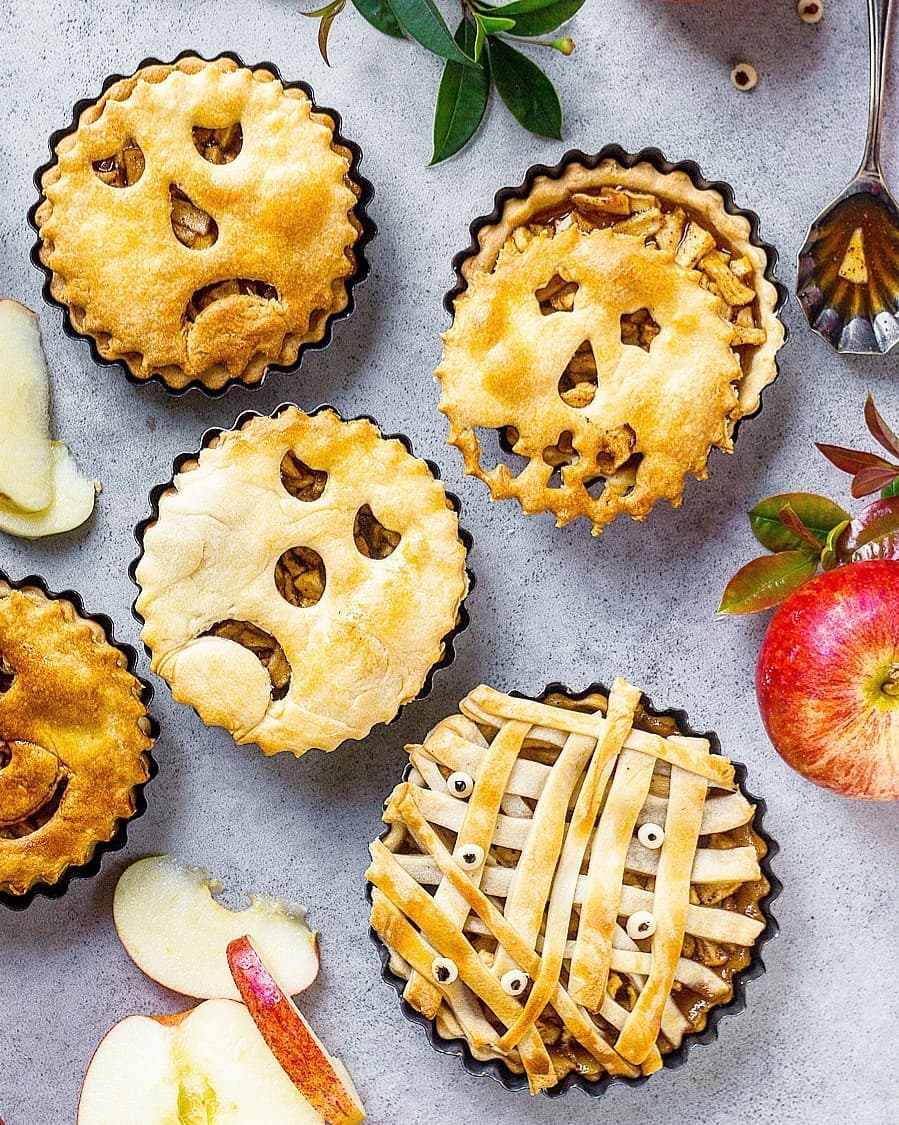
[
  {"left": 0, "top": 299, "right": 52, "bottom": 512},
  {"left": 113, "top": 855, "right": 319, "bottom": 1001},
  {"left": 0, "top": 298, "right": 96, "bottom": 536},
  {"left": 78, "top": 999, "right": 324, "bottom": 1124},
  {"left": 0, "top": 442, "right": 97, "bottom": 539},
  {"left": 228, "top": 935, "right": 366, "bottom": 1125}
]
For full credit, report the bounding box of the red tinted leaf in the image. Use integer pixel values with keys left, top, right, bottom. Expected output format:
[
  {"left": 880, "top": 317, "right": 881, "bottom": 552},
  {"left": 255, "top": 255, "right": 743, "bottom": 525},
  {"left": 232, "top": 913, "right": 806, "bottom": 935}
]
[
  {"left": 749, "top": 492, "right": 849, "bottom": 552},
  {"left": 864, "top": 395, "right": 899, "bottom": 460},
  {"left": 816, "top": 442, "right": 893, "bottom": 475},
  {"left": 837, "top": 497, "right": 899, "bottom": 561},
  {"left": 778, "top": 505, "right": 825, "bottom": 553},
  {"left": 851, "top": 465, "right": 899, "bottom": 498},
  {"left": 718, "top": 551, "right": 819, "bottom": 615}
]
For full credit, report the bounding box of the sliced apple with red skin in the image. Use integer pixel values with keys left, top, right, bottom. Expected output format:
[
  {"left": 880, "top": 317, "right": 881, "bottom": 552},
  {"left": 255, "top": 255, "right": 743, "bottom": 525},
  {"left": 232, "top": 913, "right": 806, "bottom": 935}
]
[
  {"left": 113, "top": 855, "right": 319, "bottom": 1001},
  {"left": 77, "top": 998, "right": 324, "bottom": 1124},
  {"left": 228, "top": 935, "right": 366, "bottom": 1125}
]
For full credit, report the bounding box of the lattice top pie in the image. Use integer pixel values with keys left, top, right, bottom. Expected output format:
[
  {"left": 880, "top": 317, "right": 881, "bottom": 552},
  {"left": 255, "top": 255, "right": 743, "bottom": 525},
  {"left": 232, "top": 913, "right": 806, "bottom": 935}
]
[
  {"left": 35, "top": 56, "right": 364, "bottom": 391},
  {"left": 368, "top": 680, "right": 769, "bottom": 1093},
  {"left": 134, "top": 407, "right": 469, "bottom": 757},
  {"left": 437, "top": 156, "right": 785, "bottom": 534},
  {"left": 0, "top": 582, "right": 154, "bottom": 899}
]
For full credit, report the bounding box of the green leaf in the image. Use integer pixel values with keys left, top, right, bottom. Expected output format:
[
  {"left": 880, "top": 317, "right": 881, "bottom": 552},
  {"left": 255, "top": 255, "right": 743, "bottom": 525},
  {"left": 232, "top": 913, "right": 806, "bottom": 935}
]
[
  {"left": 386, "top": 0, "right": 477, "bottom": 65},
  {"left": 318, "top": 0, "right": 347, "bottom": 65},
  {"left": 350, "top": 0, "right": 404, "bottom": 37},
  {"left": 821, "top": 519, "right": 850, "bottom": 571},
  {"left": 749, "top": 492, "right": 850, "bottom": 553},
  {"left": 431, "top": 20, "right": 490, "bottom": 165},
  {"left": 881, "top": 477, "right": 899, "bottom": 499},
  {"left": 477, "top": 15, "right": 517, "bottom": 34},
  {"left": 483, "top": 0, "right": 585, "bottom": 36},
  {"left": 718, "top": 551, "right": 819, "bottom": 616},
  {"left": 488, "top": 36, "right": 562, "bottom": 139}
]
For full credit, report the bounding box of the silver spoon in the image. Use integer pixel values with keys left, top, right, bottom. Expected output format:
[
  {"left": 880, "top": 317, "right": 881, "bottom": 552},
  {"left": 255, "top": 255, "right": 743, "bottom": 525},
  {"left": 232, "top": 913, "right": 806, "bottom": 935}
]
[{"left": 797, "top": 0, "right": 899, "bottom": 353}]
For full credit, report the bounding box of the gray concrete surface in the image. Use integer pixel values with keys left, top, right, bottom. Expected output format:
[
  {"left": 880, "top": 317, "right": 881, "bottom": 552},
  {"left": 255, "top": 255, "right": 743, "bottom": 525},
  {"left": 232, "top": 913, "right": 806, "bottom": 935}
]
[{"left": 1, "top": 1, "right": 898, "bottom": 1122}]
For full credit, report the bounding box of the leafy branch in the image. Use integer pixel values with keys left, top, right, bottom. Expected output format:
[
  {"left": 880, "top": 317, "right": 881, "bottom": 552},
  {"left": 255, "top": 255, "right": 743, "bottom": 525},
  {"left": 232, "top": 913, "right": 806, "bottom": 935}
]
[
  {"left": 301, "top": 0, "right": 585, "bottom": 162},
  {"left": 719, "top": 396, "right": 899, "bottom": 615}
]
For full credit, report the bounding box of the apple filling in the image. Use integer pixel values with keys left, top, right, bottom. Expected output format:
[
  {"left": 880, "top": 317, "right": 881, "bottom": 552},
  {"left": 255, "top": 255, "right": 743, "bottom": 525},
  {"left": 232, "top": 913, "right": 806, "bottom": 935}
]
[
  {"left": 192, "top": 123, "right": 243, "bottom": 165},
  {"left": 500, "top": 186, "right": 768, "bottom": 361},
  {"left": 353, "top": 504, "right": 401, "bottom": 559},
  {"left": 92, "top": 139, "right": 145, "bottom": 187}
]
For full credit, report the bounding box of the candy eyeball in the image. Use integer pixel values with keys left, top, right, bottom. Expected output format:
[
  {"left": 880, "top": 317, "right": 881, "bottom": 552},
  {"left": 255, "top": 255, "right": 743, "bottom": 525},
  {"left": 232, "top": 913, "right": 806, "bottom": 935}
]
[
  {"left": 637, "top": 822, "right": 665, "bottom": 849},
  {"left": 456, "top": 843, "right": 484, "bottom": 870},
  {"left": 501, "top": 970, "right": 529, "bottom": 996},
  {"left": 447, "top": 770, "right": 474, "bottom": 799},
  {"left": 431, "top": 957, "right": 458, "bottom": 985},
  {"left": 626, "top": 910, "right": 657, "bottom": 941}
]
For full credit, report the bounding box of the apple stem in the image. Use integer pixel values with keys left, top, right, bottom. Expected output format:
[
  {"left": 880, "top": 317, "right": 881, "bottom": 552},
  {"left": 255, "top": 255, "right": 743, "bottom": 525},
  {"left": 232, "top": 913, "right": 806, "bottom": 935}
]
[{"left": 882, "top": 663, "right": 899, "bottom": 697}]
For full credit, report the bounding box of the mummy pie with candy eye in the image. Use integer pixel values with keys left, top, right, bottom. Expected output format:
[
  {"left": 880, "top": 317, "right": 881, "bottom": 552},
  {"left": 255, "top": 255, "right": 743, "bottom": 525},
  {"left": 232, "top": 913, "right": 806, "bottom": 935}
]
[
  {"left": 0, "top": 579, "right": 154, "bottom": 902},
  {"left": 367, "top": 681, "right": 773, "bottom": 1094},
  {"left": 34, "top": 55, "right": 368, "bottom": 392},
  {"left": 133, "top": 406, "right": 470, "bottom": 757},
  {"left": 438, "top": 151, "right": 785, "bottom": 534}
]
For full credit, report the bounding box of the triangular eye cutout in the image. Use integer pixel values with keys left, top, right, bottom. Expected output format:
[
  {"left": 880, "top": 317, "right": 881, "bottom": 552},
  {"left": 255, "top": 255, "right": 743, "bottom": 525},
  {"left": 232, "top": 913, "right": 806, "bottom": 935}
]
[
  {"left": 620, "top": 308, "right": 660, "bottom": 351},
  {"left": 354, "top": 505, "right": 401, "bottom": 559},
  {"left": 558, "top": 340, "right": 597, "bottom": 408},
  {"left": 536, "top": 274, "right": 579, "bottom": 315}
]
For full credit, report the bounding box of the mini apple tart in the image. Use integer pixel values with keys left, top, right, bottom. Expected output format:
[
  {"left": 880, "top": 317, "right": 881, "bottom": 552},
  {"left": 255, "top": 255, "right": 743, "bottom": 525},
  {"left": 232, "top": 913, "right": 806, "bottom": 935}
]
[
  {"left": 133, "top": 406, "right": 470, "bottom": 757},
  {"left": 34, "top": 54, "right": 372, "bottom": 392},
  {"left": 438, "top": 148, "right": 786, "bottom": 535},
  {"left": 368, "top": 681, "right": 777, "bottom": 1094},
  {"left": 0, "top": 576, "right": 156, "bottom": 906}
]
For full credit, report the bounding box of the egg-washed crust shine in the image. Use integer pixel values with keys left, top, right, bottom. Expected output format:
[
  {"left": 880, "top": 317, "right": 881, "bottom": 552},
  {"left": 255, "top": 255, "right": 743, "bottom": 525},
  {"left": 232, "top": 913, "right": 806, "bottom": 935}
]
[
  {"left": 438, "top": 159, "right": 785, "bottom": 535},
  {"left": 35, "top": 56, "right": 363, "bottom": 391},
  {"left": 0, "top": 587, "right": 153, "bottom": 897}
]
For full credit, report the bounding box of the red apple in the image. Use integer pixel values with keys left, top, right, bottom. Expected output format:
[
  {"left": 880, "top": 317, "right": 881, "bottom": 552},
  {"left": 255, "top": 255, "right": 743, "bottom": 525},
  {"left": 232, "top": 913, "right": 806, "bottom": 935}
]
[
  {"left": 227, "top": 935, "right": 365, "bottom": 1124},
  {"left": 756, "top": 559, "right": 899, "bottom": 800}
]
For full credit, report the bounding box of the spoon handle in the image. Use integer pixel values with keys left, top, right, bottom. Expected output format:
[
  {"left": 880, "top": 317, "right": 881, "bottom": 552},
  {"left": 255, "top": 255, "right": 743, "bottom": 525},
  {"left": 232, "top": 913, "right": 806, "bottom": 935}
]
[{"left": 862, "top": 0, "right": 895, "bottom": 175}]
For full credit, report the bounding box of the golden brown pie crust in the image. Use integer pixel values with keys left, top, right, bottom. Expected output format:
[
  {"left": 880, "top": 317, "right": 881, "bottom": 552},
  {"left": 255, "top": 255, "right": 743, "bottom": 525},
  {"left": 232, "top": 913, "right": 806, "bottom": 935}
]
[
  {"left": 438, "top": 158, "right": 785, "bottom": 535},
  {"left": 368, "top": 682, "right": 768, "bottom": 1092},
  {"left": 0, "top": 584, "right": 154, "bottom": 897},
  {"left": 134, "top": 407, "right": 469, "bottom": 757},
  {"left": 36, "top": 56, "right": 363, "bottom": 391}
]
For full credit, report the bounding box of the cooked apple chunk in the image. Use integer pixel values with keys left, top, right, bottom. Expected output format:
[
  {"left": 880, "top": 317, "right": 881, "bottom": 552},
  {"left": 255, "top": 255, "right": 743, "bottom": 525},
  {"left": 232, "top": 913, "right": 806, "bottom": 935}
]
[{"left": 113, "top": 855, "right": 319, "bottom": 1001}]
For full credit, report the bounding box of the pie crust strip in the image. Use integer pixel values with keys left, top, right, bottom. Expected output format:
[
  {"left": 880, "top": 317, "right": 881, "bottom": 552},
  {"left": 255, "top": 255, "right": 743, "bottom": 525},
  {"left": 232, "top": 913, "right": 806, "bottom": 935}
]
[
  {"left": 420, "top": 723, "right": 752, "bottom": 830},
  {"left": 614, "top": 743, "right": 709, "bottom": 1065},
  {"left": 399, "top": 855, "right": 764, "bottom": 946},
  {"left": 567, "top": 744, "right": 657, "bottom": 1009},
  {"left": 463, "top": 687, "right": 734, "bottom": 788},
  {"left": 402, "top": 786, "right": 757, "bottom": 881}
]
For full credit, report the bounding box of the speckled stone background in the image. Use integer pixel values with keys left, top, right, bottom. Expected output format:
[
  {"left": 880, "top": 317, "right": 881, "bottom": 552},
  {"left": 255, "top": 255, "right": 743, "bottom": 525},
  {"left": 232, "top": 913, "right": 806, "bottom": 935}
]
[{"left": 1, "top": 1, "right": 898, "bottom": 1122}]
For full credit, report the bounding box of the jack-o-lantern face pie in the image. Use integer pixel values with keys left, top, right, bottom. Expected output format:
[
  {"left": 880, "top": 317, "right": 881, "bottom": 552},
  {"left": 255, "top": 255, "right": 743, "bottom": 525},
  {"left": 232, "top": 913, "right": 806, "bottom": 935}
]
[
  {"left": 438, "top": 155, "right": 785, "bottom": 535},
  {"left": 0, "top": 580, "right": 154, "bottom": 902},
  {"left": 35, "top": 56, "right": 366, "bottom": 391},
  {"left": 134, "top": 406, "right": 470, "bottom": 757}
]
